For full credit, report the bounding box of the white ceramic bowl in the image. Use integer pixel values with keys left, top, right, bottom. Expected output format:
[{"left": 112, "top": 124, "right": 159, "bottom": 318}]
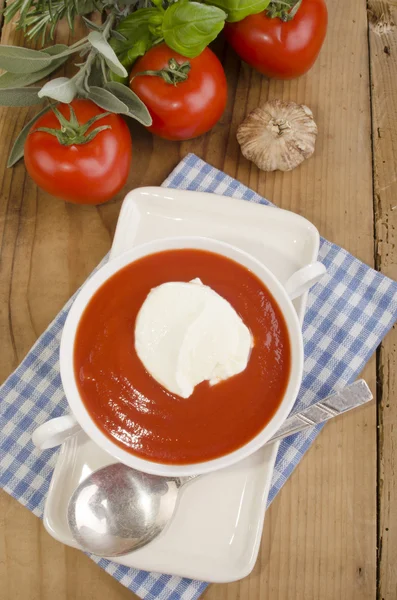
[
  {"left": 59, "top": 236, "right": 304, "bottom": 476},
  {"left": 33, "top": 236, "right": 321, "bottom": 477}
]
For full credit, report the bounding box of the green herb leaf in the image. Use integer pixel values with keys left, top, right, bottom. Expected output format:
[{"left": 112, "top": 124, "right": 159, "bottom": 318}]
[
  {"left": 0, "top": 87, "right": 42, "bottom": 106},
  {"left": 0, "top": 46, "right": 54, "bottom": 73},
  {"left": 204, "top": 0, "right": 271, "bottom": 22},
  {"left": 7, "top": 105, "right": 51, "bottom": 167},
  {"left": 38, "top": 77, "right": 77, "bottom": 103},
  {"left": 3, "top": 0, "right": 97, "bottom": 41},
  {"left": 44, "top": 44, "right": 70, "bottom": 55},
  {"left": 0, "top": 45, "right": 69, "bottom": 89},
  {"left": 105, "top": 81, "right": 152, "bottom": 126},
  {"left": 88, "top": 31, "right": 128, "bottom": 78},
  {"left": 0, "top": 42, "right": 88, "bottom": 74},
  {"left": 110, "top": 8, "right": 159, "bottom": 70},
  {"left": 110, "top": 30, "right": 128, "bottom": 42},
  {"left": 82, "top": 16, "right": 103, "bottom": 32},
  {"left": 162, "top": 1, "right": 226, "bottom": 58},
  {"left": 86, "top": 86, "right": 129, "bottom": 113}
]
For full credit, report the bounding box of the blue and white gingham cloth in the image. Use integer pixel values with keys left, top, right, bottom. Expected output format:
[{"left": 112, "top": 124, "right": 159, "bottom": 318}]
[{"left": 1, "top": 153, "right": 397, "bottom": 600}]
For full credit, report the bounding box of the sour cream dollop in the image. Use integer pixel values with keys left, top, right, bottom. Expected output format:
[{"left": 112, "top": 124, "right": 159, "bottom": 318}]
[{"left": 134, "top": 278, "right": 253, "bottom": 398}]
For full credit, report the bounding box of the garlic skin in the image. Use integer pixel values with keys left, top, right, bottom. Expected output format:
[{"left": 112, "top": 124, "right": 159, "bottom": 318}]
[{"left": 237, "top": 100, "right": 318, "bottom": 172}]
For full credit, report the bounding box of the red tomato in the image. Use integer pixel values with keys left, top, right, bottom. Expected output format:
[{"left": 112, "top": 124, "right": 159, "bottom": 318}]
[
  {"left": 24, "top": 99, "right": 132, "bottom": 205},
  {"left": 130, "top": 43, "right": 227, "bottom": 141},
  {"left": 224, "top": 0, "right": 328, "bottom": 79}
]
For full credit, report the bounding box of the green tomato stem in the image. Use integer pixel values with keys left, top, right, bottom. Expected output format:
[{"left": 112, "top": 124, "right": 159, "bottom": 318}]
[
  {"left": 266, "top": 0, "right": 303, "bottom": 21},
  {"left": 130, "top": 58, "right": 191, "bottom": 86},
  {"left": 32, "top": 105, "right": 112, "bottom": 146}
]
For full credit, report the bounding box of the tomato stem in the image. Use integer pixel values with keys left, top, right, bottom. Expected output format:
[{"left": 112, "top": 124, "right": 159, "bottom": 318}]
[
  {"left": 266, "top": 0, "right": 303, "bottom": 21},
  {"left": 32, "top": 104, "right": 112, "bottom": 146},
  {"left": 130, "top": 58, "right": 191, "bottom": 86}
]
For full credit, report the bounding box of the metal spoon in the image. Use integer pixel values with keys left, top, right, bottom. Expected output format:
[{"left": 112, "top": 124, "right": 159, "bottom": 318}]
[{"left": 68, "top": 379, "right": 372, "bottom": 557}]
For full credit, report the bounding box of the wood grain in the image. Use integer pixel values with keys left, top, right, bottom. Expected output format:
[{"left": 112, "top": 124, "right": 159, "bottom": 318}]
[
  {"left": 0, "top": 0, "right": 385, "bottom": 598},
  {"left": 368, "top": 1, "right": 397, "bottom": 598}
]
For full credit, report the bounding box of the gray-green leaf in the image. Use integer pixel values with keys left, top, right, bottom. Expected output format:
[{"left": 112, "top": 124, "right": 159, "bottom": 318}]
[
  {"left": 205, "top": 0, "right": 270, "bottom": 22},
  {"left": 0, "top": 46, "right": 54, "bottom": 74},
  {"left": 38, "top": 77, "right": 77, "bottom": 103},
  {"left": 0, "top": 44, "right": 71, "bottom": 90},
  {"left": 0, "top": 43, "right": 88, "bottom": 74},
  {"left": 105, "top": 82, "right": 152, "bottom": 126},
  {"left": 162, "top": 1, "right": 226, "bottom": 58},
  {"left": 0, "top": 87, "right": 42, "bottom": 106},
  {"left": 44, "top": 44, "right": 70, "bottom": 56},
  {"left": 0, "top": 54, "right": 67, "bottom": 89},
  {"left": 88, "top": 31, "right": 128, "bottom": 78},
  {"left": 8, "top": 105, "right": 51, "bottom": 167},
  {"left": 86, "top": 86, "right": 129, "bottom": 113}
]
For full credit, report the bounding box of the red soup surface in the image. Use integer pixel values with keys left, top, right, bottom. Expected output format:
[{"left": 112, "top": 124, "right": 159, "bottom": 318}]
[{"left": 74, "top": 249, "right": 291, "bottom": 464}]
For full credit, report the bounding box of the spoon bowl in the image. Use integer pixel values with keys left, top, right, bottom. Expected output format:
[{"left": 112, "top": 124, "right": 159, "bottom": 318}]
[{"left": 68, "top": 463, "right": 184, "bottom": 557}]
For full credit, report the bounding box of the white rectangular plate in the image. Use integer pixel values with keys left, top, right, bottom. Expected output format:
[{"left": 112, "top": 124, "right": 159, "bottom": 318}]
[{"left": 43, "top": 187, "right": 319, "bottom": 583}]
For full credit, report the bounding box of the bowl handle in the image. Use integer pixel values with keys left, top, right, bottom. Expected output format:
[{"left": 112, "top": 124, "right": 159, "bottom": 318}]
[
  {"left": 284, "top": 261, "right": 326, "bottom": 300},
  {"left": 32, "top": 415, "right": 81, "bottom": 450}
]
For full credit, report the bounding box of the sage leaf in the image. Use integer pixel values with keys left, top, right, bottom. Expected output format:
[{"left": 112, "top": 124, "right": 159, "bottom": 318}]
[
  {"left": 0, "top": 46, "right": 54, "bottom": 74},
  {"left": 0, "top": 43, "right": 88, "bottom": 74},
  {"left": 38, "top": 77, "right": 77, "bottom": 103},
  {"left": 76, "top": 0, "right": 97, "bottom": 14},
  {"left": 87, "top": 64, "right": 104, "bottom": 88},
  {"left": 82, "top": 16, "right": 103, "bottom": 31},
  {"left": 86, "top": 86, "right": 129, "bottom": 113},
  {"left": 0, "top": 87, "right": 42, "bottom": 106},
  {"left": 7, "top": 105, "right": 50, "bottom": 167},
  {"left": 162, "top": 1, "right": 226, "bottom": 58},
  {"left": 105, "top": 82, "right": 152, "bottom": 126},
  {"left": 205, "top": 0, "right": 271, "bottom": 22},
  {"left": 44, "top": 44, "right": 70, "bottom": 55},
  {"left": 0, "top": 46, "right": 70, "bottom": 90},
  {"left": 88, "top": 31, "right": 128, "bottom": 78}
]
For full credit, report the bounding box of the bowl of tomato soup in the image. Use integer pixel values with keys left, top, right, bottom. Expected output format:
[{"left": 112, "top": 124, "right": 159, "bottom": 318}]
[{"left": 59, "top": 237, "right": 304, "bottom": 477}]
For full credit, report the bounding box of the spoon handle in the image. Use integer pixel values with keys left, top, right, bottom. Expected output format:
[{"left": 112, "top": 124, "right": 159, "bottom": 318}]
[
  {"left": 178, "top": 381, "right": 373, "bottom": 487},
  {"left": 266, "top": 379, "right": 372, "bottom": 445}
]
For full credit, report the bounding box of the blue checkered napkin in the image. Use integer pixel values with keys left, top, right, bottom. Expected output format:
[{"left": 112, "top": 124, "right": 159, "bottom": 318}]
[{"left": 1, "top": 153, "right": 397, "bottom": 600}]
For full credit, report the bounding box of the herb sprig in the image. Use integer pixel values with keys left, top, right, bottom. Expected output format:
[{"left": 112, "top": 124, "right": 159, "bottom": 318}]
[
  {"left": 0, "top": 0, "right": 303, "bottom": 166},
  {"left": 3, "top": 1, "right": 102, "bottom": 43}
]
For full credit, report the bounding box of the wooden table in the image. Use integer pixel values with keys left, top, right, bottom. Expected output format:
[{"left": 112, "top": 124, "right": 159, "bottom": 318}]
[{"left": 1, "top": 0, "right": 396, "bottom": 598}]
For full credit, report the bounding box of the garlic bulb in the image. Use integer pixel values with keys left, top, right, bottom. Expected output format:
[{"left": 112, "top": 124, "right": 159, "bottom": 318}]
[{"left": 237, "top": 100, "right": 318, "bottom": 172}]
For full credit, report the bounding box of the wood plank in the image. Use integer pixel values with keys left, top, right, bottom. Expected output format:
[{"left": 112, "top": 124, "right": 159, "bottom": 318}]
[
  {"left": 205, "top": 1, "right": 377, "bottom": 597},
  {"left": 0, "top": 0, "right": 378, "bottom": 598},
  {"left": 367, "top": 1, "right": 397, "bottom": 598},
  {"left": 0, "top": 15, "right": 141, "bottom": 600}
]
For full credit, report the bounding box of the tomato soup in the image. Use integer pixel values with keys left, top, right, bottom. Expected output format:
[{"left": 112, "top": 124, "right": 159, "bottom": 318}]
[{"left": 74, "top": 249, "right": 291, "bottom": 464}]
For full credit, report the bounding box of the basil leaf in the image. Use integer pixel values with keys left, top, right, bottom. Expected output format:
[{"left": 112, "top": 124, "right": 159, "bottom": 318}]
[
  {"left": 110, "top": 8, "right": 159, "bottom": 70},
  {"left": 205, "top": 0, "right": 271, "bottom": 22},
  {"left": 88, "top": 32, "right": 128, "bottom": 78},
  {"left": 115, "top": 38, "right": 151, "bottom": 76},
  {"left": 162, "top": 1, "right": 226, "bottom": 58},
  {"left": 86, "top": 86, "right": 129, "bottom": 113},
  {"left": 105, "top": 81, "right": 152, "bottom": 126},
  {"left": 8, "top": 105, "right": 51, "bottom": 167},
  {"left": 38, "top": 77, "right": 77, "bottom": 103},
  {"left": 0, "top": 87, "right": 42, "bottom": 106}
]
